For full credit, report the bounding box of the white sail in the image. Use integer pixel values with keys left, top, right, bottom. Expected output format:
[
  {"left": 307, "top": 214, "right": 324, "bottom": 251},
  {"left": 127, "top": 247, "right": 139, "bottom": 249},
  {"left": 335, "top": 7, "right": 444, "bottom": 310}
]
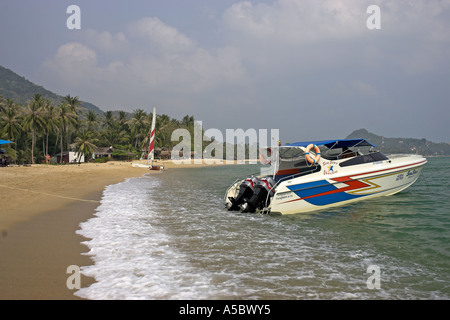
[
  {"left": 147, "top": 107, "right": 156, "bottom": 164},
  {"left": 132, "top": 107, "right": 164, "bottom": 170}
]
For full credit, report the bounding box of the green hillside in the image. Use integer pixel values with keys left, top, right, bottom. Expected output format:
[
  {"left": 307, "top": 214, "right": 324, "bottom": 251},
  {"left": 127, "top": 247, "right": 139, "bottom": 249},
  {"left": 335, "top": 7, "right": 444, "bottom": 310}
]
[
  {"left": 2, "top": 65, "right": 448, "bottom": 163},
  {"left": 346, "top": 128, "right": 450, "bottom": 156},
  {"left": 0, "top": 66, "right": 199, "bottom": 164},
  {"left": 0, "top": 65, "right": 103, "bottom": 114}
]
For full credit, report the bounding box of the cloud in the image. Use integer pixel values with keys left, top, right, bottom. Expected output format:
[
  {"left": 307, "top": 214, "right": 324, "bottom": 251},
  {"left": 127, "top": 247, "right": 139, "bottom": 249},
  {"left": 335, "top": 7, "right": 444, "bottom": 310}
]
[
  {"left": 83, "top": 29, "right": 129, "bottom": 55},
  {"left": 221, "top": 0, "right": 450, "bottom": 73},
  {"left": 128, "top": 17, "right": 194, "bottom": 53},
  {"left": 40, "top": 16, "right": 248, "bottom": 111},
  {"left": 42, "top": 0, "right": 450, "bottom": 97},
  {"left": 42, "top": 42, "right": 97, "bottom": 85},
  {"left": 351, "top": 80, "right": 378, "bottom": 96},
  {"left": 223, "top": 0, "right": 366, "bottom": 43},
  {"left": 37, "top": 0, "right": 450, "bottom": 142}
]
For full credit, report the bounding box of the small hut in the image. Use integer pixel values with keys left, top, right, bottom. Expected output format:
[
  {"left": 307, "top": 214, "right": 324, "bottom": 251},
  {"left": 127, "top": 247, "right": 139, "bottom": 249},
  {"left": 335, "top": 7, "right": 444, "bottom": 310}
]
[{"left": 92, "top": 147, "right": 114, "bottom": 160}]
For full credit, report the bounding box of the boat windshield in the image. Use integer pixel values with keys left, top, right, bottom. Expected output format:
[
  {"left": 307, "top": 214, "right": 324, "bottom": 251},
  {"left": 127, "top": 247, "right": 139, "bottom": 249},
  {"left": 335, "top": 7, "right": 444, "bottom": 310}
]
[
  {"left": 320, "top": 142, "right": 382, "bottom": 160},
  {"left": 273, "top": 147, "right": 321, "bottom": 182},
  {"left": 279, "top": 146, "right": 304, "bottom": 160},
  {"left": 272, "top": 142, "right": 386, "bottom": 182},
  {"left": 339, "top": 151, "right": 388, "bottom": 167}
]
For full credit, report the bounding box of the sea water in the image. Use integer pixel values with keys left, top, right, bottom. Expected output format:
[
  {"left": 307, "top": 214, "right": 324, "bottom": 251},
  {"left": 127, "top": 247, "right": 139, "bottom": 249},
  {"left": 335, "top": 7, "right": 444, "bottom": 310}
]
[{"left": 76, "top": 157, "right": 450, "bottom": 299}]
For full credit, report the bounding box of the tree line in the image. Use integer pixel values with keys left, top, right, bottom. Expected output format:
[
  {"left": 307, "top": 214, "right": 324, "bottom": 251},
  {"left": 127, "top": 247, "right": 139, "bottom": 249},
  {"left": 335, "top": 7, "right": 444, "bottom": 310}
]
[{"left": 0, "top": 93, "right": 197, "bottom": 164}]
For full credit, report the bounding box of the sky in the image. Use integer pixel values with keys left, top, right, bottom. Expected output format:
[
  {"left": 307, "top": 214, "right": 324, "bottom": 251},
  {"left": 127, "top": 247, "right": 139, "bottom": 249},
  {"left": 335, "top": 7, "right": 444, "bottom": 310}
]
[{"left": 1, "top": 0, "right": 449, "bottom": 143}]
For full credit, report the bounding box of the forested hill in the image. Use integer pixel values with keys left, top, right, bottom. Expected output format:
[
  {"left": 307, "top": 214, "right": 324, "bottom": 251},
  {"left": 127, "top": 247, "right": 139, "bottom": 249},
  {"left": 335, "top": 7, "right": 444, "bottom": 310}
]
[
  {"left": 0, "top": 65, "right": 103, "bottom": 114},
  {"left": 0, "top": 65, "right": 200, "bottom": 164},
  {"left": 346, "top": 128, "right": 450, "bottom": 156}
]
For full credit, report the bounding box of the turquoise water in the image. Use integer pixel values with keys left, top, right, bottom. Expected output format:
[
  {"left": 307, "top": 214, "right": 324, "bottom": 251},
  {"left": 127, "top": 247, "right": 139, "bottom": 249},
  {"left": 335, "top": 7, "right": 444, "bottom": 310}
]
[{"left": 76, "top": 157, "right": 449, "bottom": 299}]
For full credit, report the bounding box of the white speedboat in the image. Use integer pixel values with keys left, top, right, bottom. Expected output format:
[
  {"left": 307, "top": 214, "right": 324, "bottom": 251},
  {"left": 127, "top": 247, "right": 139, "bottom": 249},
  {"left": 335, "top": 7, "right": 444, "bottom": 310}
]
[{"left": 225, "top": 139, "right": 427, "bottom": 215}]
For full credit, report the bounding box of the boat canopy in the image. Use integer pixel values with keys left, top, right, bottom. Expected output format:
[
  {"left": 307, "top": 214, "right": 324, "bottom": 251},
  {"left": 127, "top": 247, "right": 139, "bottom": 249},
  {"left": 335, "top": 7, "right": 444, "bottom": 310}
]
[
  {"left": 284, "top": 139, "right": 376, "bottom": 149},
  {"left": 0, "top": 140, "right": 13, "bottom": 145}
]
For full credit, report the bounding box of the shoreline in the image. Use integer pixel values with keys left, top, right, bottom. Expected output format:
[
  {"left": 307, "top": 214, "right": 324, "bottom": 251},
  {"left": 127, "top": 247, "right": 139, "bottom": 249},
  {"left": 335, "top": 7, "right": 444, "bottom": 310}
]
[
  {"left": 0, "top": 159, "right": 242, "bottom": 299},
  {"left": 0, "top": 194, "right": 100, "bottom": 299},
  {"left": 0, "top": 162, "right": 149, "bottom": 299}
]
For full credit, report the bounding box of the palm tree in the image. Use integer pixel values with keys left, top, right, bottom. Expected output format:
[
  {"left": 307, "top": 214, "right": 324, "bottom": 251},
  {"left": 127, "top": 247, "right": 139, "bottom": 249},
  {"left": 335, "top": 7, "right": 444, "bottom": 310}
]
[
  {"left": 23, "top": 94, "right": 45, "bottom": 163},
  {"left": 3, "top": 146, "right": 17, "bottom": 162},
  {"left": 182, "top": 115, "right": 195, "bottom": 127},
  {"left": 41, "top": 100, "right": 58, "bottom": 157},
  {"left": 71, "top": 130, "right": 97, "bottom": 164},
  {"left": 85, "top": 110, "right": 99, "bottom": 133},
  {"left": 118, "top": 110, "right": 128, "bottom": 131},
  {"left": 57, "top": 102, "right": 77, "bottom": 163},
  {"left": 62, "top": 94, "right": 81, "bottom": 148},
  {"left": 103, "top": 121, "right": 127, "bottom": 146},
  {"left": 63, "top": 94, "right": 81, "bottom": 114},
  {"left": 103, "top": 111, "right": 114, "bottom": 130},
  {"left": 127, "top": 109, "right": 148, "bottom": 148},
  {"left": 0, "top": 99, "right": 21, "bottom": 147},
  {"left": 156, "top": 114, "right": 172, "bottom": 147},
  {"left": 0, "top": 95, "right": 5, "bottom": 113}
]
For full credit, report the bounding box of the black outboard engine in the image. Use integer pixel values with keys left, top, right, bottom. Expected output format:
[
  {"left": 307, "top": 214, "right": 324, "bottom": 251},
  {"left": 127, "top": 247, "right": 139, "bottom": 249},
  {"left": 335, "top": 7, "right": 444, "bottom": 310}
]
[
  {"left": 227, "top": 177, "right": 258, "bottom": 211},
  {"left": 240, "top": 177, "right": 275, "bottom": 213}
]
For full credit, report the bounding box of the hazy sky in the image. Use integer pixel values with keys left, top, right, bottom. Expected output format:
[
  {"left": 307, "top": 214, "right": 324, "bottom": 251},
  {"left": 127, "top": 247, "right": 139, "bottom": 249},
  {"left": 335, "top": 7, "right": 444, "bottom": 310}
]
[{"left": 1, "top": 0, "right": 449, "bottom": 143}]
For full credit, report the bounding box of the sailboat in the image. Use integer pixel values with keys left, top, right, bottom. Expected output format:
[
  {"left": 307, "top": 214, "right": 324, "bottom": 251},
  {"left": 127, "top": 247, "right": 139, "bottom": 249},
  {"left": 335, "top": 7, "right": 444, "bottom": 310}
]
[{"left": 132, "top": 107, "right": 164, "bottom": 170}]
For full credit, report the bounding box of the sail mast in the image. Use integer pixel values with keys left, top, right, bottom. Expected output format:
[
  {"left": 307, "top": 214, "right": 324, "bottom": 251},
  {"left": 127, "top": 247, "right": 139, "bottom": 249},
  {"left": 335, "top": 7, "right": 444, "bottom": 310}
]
[{"left": 147, "top": 107, "right": 156, "bottom": 165}]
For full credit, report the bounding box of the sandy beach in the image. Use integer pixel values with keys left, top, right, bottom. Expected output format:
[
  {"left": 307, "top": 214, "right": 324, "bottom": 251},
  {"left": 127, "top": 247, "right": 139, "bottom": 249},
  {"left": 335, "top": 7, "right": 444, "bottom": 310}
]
[{"left": 0, "top": 159, "right": 215, "bottom": 299}]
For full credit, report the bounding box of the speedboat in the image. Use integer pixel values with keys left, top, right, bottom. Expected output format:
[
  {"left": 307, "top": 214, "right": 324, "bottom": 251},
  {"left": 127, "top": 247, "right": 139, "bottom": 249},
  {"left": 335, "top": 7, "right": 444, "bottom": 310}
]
[{"left": 225, "top": 139, "right": 427, "bottom": 215}]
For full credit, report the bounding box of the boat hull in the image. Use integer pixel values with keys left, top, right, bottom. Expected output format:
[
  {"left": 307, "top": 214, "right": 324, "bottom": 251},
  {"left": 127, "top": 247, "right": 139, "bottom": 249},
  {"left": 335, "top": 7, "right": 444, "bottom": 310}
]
[
  {"left": 132, "top": 163, "right": 151, "bottom": 168},
  {"left": 225, "top": 154, "right": 427, "bottom": 215},
  {"left": 132, "top": 163, "right": 164, "bottom": 170},
  {"left": 269, "top": 156, "right": 426, "bottom": 215}
]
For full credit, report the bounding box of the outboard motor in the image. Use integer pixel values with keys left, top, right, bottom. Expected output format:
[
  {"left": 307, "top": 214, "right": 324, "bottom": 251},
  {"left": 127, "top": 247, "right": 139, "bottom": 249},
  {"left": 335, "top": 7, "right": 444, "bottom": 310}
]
[
  {"left": 227, "top": 177, "right": 258, "bottom": 211},
  {"left": 240, "top": 177, "right": 275, "bottom": 213}
]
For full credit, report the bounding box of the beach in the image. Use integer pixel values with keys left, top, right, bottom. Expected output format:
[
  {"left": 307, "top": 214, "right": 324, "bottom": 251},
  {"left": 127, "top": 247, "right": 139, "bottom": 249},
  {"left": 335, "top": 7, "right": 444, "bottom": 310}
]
[
  {"left": 2, "top": 159, "right": 448, "bottom": 300},
  {"left": 0, "top": 160, "right": 209, "bottom": 300}
]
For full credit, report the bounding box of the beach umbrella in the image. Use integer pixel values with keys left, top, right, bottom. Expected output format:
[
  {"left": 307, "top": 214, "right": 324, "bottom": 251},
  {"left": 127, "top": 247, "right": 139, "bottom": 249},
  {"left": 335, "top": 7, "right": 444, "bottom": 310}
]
[{"left": 0, "top": 140, "right": 13, "bottom": 145}]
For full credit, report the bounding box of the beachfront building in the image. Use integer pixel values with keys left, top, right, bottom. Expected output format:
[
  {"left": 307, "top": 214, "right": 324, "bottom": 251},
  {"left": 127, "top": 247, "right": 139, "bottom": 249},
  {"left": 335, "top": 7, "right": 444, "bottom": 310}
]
[
  {"left": 92, "top": 146, "right": 137, "bottom": 161},
  {"left": 159, "top": 150, "right": 171, "bottom": 160},
  {"left": 52, "top": 151, "right": 85, "bottom": 164},
  {"left": 92, "top": 146, "right": 114, "bottom": 160}
]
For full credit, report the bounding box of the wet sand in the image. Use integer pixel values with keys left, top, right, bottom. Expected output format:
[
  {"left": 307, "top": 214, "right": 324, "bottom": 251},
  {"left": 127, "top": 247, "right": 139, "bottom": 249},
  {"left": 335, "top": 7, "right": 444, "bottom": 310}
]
[
  {"left": 0, "top": 197, "right": 99, "bottom": 299},
  {"left": 0, "top": 160, "right": 218, "bottom": 299}
]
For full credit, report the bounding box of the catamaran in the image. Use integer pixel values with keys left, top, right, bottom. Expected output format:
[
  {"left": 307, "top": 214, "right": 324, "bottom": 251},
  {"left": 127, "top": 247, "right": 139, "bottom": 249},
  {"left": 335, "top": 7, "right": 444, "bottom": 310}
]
[
  {"left": 225, "top": 139, "right": 427, "bottom": 215},
  {"left": 132, "top": 107, "right": 164, "bottom": 170}
]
